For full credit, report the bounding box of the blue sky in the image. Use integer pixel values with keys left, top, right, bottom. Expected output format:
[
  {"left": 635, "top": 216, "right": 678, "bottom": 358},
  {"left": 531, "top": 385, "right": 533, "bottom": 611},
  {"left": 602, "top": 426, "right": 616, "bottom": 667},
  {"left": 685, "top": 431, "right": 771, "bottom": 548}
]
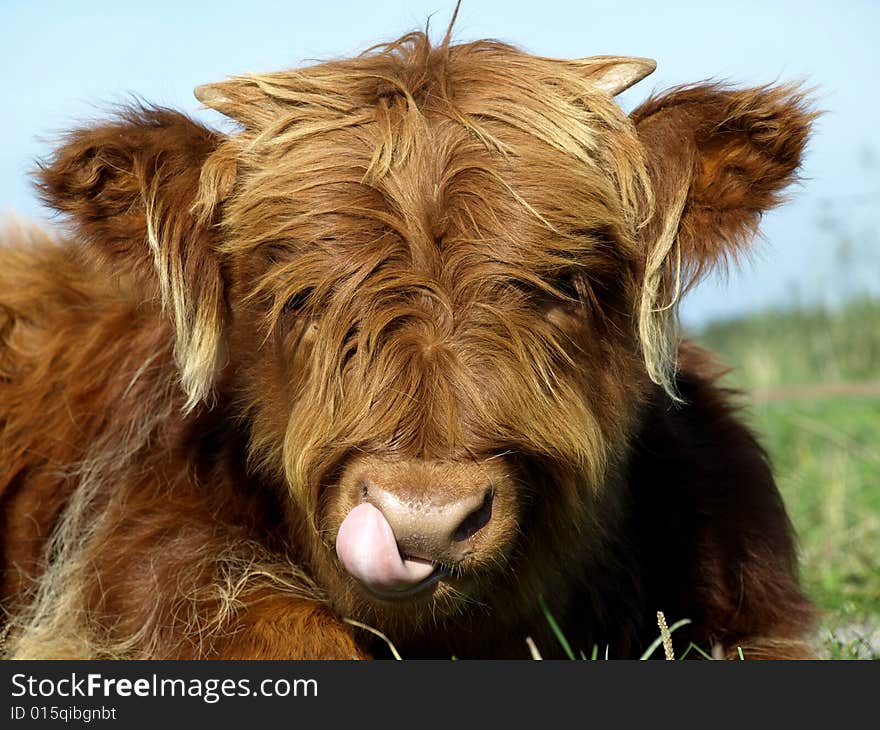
[{"left": 2, "top": 0, "right": 877, "bottom": 325}]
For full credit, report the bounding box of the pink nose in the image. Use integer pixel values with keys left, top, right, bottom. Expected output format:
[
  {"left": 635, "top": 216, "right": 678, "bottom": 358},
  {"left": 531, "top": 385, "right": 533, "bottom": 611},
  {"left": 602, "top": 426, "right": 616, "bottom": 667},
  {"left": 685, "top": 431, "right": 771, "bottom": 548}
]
[{"left": 335, "top": 482, "right": 493, "bottom": 597}]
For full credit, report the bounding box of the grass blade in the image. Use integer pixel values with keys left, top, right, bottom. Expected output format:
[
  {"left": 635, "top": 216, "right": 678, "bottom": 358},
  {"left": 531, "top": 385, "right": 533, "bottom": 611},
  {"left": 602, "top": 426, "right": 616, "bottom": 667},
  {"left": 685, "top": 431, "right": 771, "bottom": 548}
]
[
  {"left": 343, "top": 617, "right": 402, "bottom": 660},
  {"left": 679, "top": 642, "right": 714, "bottom": 661},
  {"left": 525, "top": 636, "right": 543, "bottom": 660},
  {"left": 538, "top": 595, "right": 575, "bottom": 660}
]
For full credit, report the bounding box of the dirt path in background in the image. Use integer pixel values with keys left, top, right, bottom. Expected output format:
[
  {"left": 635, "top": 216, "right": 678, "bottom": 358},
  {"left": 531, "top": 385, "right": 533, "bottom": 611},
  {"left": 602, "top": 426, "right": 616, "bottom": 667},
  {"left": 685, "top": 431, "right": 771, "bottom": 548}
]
[{"left": 750, "top": 381, "right": 880, "bottom": 404}]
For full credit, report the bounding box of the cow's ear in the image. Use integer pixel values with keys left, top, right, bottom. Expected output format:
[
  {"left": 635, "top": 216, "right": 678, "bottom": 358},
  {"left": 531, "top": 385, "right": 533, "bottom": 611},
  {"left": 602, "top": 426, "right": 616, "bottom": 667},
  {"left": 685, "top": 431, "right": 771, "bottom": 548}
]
[
  {"left": 38, "top": 107, "right": 228, "bottom": 410},
  {"left": 630, "top": 83, "right": 815, "bottom": 395}
]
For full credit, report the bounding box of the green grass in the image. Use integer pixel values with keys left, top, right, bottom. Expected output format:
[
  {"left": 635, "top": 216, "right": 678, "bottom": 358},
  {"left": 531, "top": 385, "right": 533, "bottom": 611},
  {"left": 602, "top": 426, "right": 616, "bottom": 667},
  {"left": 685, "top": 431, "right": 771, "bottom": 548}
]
[{"left": 695, "top": 297, "right": 880, "bottom": 659}]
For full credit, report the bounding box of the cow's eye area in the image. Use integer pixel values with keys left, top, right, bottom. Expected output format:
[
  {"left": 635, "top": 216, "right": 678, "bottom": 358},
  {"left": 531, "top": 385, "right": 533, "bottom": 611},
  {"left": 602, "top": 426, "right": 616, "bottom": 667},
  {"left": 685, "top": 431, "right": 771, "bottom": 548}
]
[
  {"left": 550, "top": 272, "right": 583, "bottom": 304},
  {"left": 283, "top": 289, "right": 315, "bottom": 318}
]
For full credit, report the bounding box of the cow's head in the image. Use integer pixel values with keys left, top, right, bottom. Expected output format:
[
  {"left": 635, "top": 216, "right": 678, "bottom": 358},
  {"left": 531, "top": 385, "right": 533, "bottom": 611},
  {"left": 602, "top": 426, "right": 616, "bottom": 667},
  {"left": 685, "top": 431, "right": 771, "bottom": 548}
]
[{"left": 39, "top": 33, "right": 813, "bottom": 633}]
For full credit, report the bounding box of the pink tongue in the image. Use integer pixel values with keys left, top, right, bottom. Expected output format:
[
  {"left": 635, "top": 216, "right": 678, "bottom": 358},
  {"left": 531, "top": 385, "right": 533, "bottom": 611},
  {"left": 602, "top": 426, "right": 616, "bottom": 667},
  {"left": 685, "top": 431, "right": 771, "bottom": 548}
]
[{"left": 335, "top": 503, "right": 435, "bottom": 594}]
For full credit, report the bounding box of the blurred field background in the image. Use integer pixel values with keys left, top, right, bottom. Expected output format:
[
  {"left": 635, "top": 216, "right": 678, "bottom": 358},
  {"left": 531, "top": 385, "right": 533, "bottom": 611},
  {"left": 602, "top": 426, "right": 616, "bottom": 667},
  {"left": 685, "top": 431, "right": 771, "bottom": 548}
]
[{"left": 695, "top": 296, "right": 880, "bottom": 659}]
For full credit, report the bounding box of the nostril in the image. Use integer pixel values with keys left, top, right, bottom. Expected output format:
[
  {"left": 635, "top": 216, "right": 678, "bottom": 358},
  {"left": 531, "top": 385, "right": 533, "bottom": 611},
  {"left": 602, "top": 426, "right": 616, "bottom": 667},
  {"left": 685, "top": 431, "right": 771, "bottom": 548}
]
[{"left": 452, "top": 488, "right": 494, "bottom": 542}]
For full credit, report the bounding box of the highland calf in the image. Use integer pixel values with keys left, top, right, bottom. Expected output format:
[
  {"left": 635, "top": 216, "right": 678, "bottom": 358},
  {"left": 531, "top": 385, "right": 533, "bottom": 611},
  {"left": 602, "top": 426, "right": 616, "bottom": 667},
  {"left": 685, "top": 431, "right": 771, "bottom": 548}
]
[{"left": 0, "top": 31, "right": 817, "bottom": 659}]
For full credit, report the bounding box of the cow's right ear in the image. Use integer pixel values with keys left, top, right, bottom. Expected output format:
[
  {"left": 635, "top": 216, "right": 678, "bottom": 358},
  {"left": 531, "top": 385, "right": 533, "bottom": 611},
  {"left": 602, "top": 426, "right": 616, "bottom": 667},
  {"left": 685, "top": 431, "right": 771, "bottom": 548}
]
[{"left": 37, "top": 107, "right": 230, "bottom": 411}]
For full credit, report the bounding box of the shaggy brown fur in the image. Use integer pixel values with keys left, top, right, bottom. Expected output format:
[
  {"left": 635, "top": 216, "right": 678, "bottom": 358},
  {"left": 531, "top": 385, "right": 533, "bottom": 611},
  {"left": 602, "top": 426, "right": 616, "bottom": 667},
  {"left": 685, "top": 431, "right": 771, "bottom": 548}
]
[{"left": 0, "top": 31, "right": 817, "bottom": 659}]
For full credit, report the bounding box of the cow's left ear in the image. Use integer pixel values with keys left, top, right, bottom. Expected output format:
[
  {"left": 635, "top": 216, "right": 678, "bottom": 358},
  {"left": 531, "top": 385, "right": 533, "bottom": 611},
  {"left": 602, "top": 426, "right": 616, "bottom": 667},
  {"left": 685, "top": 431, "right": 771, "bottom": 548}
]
[
  {"left": 630, "top": 83, "right": 816, "bottom": 394},
  {"left": 37, "top": 107, "right": 230, "bottom": 411}
]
